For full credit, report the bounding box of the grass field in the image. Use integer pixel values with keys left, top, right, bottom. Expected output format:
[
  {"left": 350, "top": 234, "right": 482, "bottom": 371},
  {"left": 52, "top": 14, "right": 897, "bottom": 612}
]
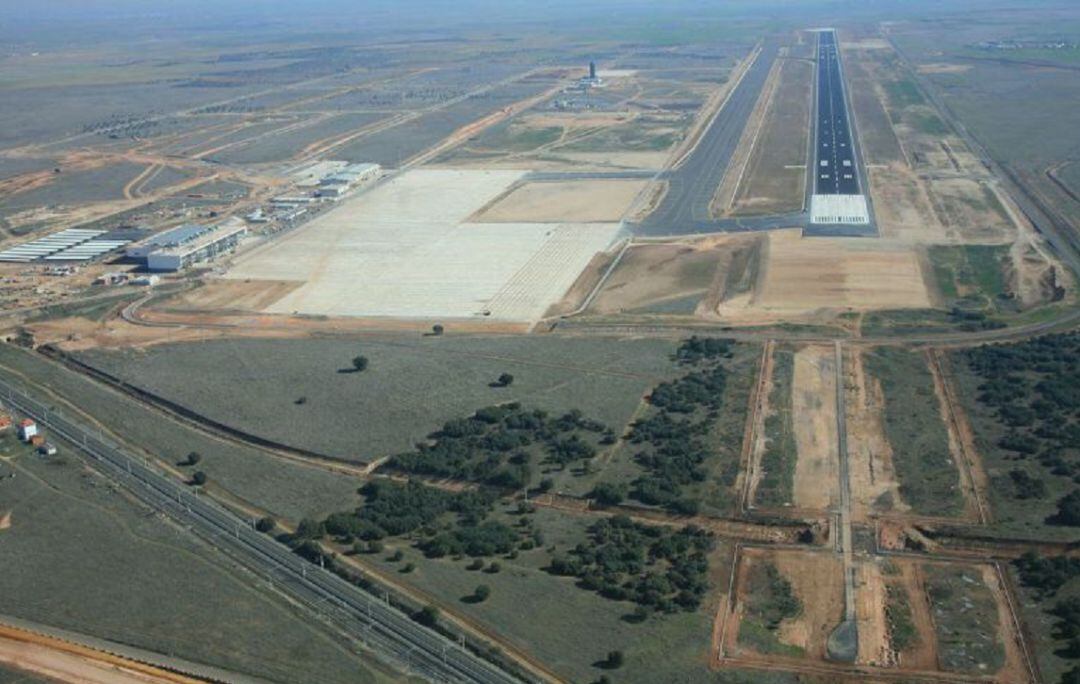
[
  {"left": 927, "top": 244, "right": 1012, "bottom": 311},
  {"left": 358, "top": 506, "right": 729, "bottom": 684},
  {"left": 732, "top": 57, "right": 811, "bottom": 216},
  {"left": 755, "top": 347, "right": 795, "bottom": 507},
  {"left": 863, "top": 347, "right": 963, "bottom": 517},
  {"left": 0, "top": 344, "right": 359, "bottom": 523},
  {"left": 0, "top": 434, "right": 403, "bottom": 684},
  {"left": 923, "top": 564, "right": 1005, "bottom": 674},
  {"left": 77, "top": 336, "right": 679, "bottom": 463},
  {"left": 0, "top": 162, "right": 144, "bottom": 214}
]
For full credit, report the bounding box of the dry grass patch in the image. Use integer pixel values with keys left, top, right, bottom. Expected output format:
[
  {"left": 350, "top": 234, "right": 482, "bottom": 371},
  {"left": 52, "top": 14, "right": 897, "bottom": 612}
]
[
  {"left": 748, "top": 231, "right": 932, "bottom": 315},
  {"left": 471, "top": 179, "right": 650, "bottom": 223}
]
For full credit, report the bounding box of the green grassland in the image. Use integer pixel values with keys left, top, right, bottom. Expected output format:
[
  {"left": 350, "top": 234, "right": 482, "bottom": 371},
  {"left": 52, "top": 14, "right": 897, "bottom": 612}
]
[
  {"left": 923, "top": 564, "right": 1005, "bottom": 674},
  {"left": 736, "top": 560, "right": 803, "bottom": 657},
  {"left": 578, "top": 339, "right": 757, "bottom": 516},
  {"left": 355, "top": 505, "right": 730, "bottom": 684},
  {"left": 0, "top": 344, "right": 358, "bottom": 522},
  {"left": 559, "top": 121, "right": 682, "bottom": 152},
  {"left": 863, "top": 348, "right": 964, "bottom": 517},
  {"left": 77, "top": 336, "right": 678, "bottom": 463},
  {"left": 0, "top": 434, "right": 404, "bottom": 684},
  {"left": 755, "top": 347, "right": 795, "bottom": 508},
  {"left": 862, "top": 244, "right": 1016, "bottom": 337},
  {"left": 928, "top": 244, "right": 1012, "bottom": 311}
]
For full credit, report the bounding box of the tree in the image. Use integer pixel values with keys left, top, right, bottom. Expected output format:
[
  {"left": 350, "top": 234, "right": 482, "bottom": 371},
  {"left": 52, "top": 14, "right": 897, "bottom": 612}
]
[
  {"left": 352, "top": 355, "right": 369, "bottom": 372},
  {"left": 414, "top": 605, "right": 439, "bottom": 627},
  {"left": 256, "top": 517, "right": 276, "bottom": 533},
  {"left": 185, "top": 452, "right": 202, "bottom": 466},
  {"left": 432, "top": 324, "right": 444, "bottom": 336},
  {"left": 485, "top": 561, "right": 502, "bottom": 574},
  {"left": 496, "top": 373, "right": 514, "bottom": 387},
  {"left": 590, "top": 482, "right": 625, "bottom": 507},
  {"left": 473, "top": 584, "right": 491, "bottom": 602},
  {"left": 604, "top": 650, "right": 624, "bottom": 669},
  {"left": 191, "top": 471, "right": 208, "bottom": 486},
  {"left": 1051, "top": 490, "right": 1080, "bottom": 526}
]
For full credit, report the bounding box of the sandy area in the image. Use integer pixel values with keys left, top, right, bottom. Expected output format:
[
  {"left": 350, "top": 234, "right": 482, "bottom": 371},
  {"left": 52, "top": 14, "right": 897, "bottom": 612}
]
[
  {"left": 0, "top": 634, "right": 184, "bottom": 684},
  {"left": 867, "top": 164, "right": 947, "bottom": 243},
  {"left": 747, "top": 230, "right": 932, "bottom": 314},
  {"left": 587, "top": 242, "right": 717, "bottom": 314},
  {"left": 472, "top": 179, "right": 650, "bottom": 223},
  {"left": 791, "top": 345, "right": 839, "bottom": 511},
  {"left": 771, "top": 550, "right": 845, "bottom": 659},
  {"left": 929, "top": 177, "right": 1015, "bottom": 243},
  {"left": 844, "top": 349, "right": 907, "bottom": 520},
  {"left": 893, "top": 560, "right": 940, "bottom": 670},
  {"left": 855, "top": 560, "right": 891, "bottom": 667},
  {"left": 843, "top": 38, "right": 890, "bottom": 50},
  {"left": 0, "top": 511, "right": 10, "bottom": 531},
  {"left": 166, "top": 280, "right": 301, "bottom": 312}
]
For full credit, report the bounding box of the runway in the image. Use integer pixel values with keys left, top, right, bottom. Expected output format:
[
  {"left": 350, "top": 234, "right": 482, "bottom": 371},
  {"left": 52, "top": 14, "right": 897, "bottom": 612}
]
[
  {"left": 814, "top": 30, "right": 860, "bottom": 196},
  {"left": 636, "top": 40, "right": 781, "bottom": 235},
  {"left": 633, "top": 30, "right": 875, "bottom": 238}
]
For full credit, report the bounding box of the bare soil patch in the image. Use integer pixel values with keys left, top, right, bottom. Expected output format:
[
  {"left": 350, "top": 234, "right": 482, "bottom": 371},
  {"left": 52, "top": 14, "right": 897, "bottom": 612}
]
[
  {"left": 166, "top": 280, "right": 301, "bottom": 313},
  {"left": 769, "top": 550, "right": 844, "bottom": 660},
  {"left": 745, "top": 230, "right": 932, "bottom": 315},
  {"left": 844, "top": 349, "right": 907, "bottom": 521},
  {"left": 0, "top": 633, "right": 184, "bottom": 684},
  {"left": 542, "top": 247, "right": 620, "bottom": 317},
  {"left": 471, "top": 179, "right": 649, "bottom": 223},
  {"left": 855, "top": 560, "right": 890, "bottom": 666},
  {"left": 790, "top": 345, "right": 839, "bottom": 511},
  {"left": 586, "top": 242, "right": 718, "bottom": 315}
]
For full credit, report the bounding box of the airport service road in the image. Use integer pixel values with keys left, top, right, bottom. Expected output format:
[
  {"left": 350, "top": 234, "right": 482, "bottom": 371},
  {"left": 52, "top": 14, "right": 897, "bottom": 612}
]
[
  {"left": 636, "top": 40, "right": 782, "bottom": 234},
  {"left": 0, "top": 377, "right": 526, "bottom": 684},
  {"left": 814, "top": 30, "right": 860, "bottom": 196}
]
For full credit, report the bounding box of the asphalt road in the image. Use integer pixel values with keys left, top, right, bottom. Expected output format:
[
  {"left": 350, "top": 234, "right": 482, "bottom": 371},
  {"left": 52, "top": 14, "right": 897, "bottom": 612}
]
[
  {"left": 635, "top": 40, "right": 781, "bottom": 235},
  {"left": 0, "top": 377, "right": 526, "bottom": 684},
  {"left": 814, "top": 30, "right": 860, "bottom": 195}
]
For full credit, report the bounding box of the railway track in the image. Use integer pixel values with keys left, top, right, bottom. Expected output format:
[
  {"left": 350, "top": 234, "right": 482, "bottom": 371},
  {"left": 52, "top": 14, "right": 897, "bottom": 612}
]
[{"left": 0, "top": 376, "right": 528, "bottom": 684}]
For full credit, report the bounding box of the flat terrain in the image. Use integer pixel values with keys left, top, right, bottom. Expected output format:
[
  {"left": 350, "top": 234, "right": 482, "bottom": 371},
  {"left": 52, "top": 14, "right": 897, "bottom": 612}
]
[
  {"left": 224, "top": 169, "right": 621, "bottom": 321},
  {"left": 77, "top": 336, "right": 678, "bottom": 463},
  {"left": 862, "top": 348, "right": 966, "bottom": 519},
  {"left": 0, "top": 344, "right": 360, "bottom": 522},
  {"left": 357, "top": 506, "right": 730, "bottom": 684},
  {"left": 730, "top": 52, "right": 812, "bottom": 216},
  {"left": 471, "top": 179, "right": 649, "bottom": 223},
  {"left": 0, "top": 434, "right": 401, "bottom": 684},
  {"left": 735, "top": 230, "right": 931, "bottom": 317}
]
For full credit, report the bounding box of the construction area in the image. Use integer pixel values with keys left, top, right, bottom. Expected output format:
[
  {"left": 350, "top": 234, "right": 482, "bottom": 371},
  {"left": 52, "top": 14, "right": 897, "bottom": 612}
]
[
  {"left": 2, "top": 8, "right": 1079, "bottom": 684},
  {"left": 222, "top": 169, "right": 624, "bottom": 322}
]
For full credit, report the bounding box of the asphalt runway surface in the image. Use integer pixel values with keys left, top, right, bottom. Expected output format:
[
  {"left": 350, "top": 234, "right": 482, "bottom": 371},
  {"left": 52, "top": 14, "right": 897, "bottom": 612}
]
[
  {"left": 636, "top": 40, "right": 781, "bottom": 235},
  {"left": 814, "top": 30, "right": 860, "bottom": 196}
]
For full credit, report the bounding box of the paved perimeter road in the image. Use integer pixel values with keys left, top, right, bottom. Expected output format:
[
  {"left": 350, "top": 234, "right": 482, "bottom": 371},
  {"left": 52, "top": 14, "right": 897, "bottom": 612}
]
[{"left": 0, "top": 378, "right": 525, "bottom": 684}]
